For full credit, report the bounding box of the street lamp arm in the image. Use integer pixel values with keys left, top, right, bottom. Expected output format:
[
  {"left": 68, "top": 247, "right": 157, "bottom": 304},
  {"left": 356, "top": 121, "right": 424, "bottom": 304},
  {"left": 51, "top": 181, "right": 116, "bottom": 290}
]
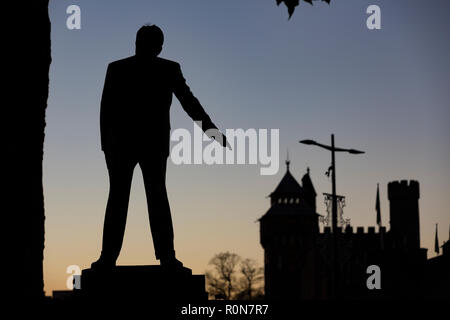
[
  {"left": 299, "top": 139, "right": 317, "bottom": 145},
  {"left": 332, "top": 147, "right": 365, "bottom": 154},
  {"left": 332, "top": 146, "right": 351, "bottom": 152},
  {"left": 300, "top": 139, "right": 347, "bottom": 153},
  {"left": 347, "top": 149, "right": 365, "bottom": 154},
  {"left": 313, "top": 142, "right": 334, "bottom": 151}
]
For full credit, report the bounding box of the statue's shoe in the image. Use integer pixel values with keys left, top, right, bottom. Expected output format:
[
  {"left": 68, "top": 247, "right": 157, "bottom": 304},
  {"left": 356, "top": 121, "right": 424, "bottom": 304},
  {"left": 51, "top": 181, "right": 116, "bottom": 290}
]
[
  {"left": 160, "top": 256, "right": 183, "bottom": 269},
  {"left": 91, "top": 257, "right": 116, "bottom": 271}
]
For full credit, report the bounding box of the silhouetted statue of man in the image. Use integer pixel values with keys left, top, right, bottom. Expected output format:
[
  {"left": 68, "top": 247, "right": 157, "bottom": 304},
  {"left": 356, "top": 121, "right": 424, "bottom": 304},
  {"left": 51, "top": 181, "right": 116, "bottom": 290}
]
[{"left": 92, "top": 25, "right": 227, "bottom": 269}]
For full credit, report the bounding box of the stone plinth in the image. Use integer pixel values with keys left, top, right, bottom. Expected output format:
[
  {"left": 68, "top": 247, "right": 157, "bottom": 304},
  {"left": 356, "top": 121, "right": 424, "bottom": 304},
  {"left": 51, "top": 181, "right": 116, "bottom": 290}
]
[{"left": 78, "top": 265, "right": 208, "bottom": 302}]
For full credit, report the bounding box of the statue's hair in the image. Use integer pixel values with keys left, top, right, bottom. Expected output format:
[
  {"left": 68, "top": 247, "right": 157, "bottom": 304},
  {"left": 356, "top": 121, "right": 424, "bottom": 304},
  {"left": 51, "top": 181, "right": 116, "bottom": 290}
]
[{"left": 136, "top": 24, "right": 164, "bottom": 47}]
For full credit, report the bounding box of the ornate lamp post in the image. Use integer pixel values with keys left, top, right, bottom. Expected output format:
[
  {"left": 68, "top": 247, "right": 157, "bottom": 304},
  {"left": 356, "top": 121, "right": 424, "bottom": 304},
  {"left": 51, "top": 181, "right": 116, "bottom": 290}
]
[{"left": 300, "top": 134, "right": 364, "bottom": 299}]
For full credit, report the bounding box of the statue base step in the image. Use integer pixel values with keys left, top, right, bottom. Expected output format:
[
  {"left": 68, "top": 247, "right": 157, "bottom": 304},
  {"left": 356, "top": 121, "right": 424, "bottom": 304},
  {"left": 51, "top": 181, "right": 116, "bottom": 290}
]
[{"left": 77, "top": 265, "right": 208, "bottom": 302}]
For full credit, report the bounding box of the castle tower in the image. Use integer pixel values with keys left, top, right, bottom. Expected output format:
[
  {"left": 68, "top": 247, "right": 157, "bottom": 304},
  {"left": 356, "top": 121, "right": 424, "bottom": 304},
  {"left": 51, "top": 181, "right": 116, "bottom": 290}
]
[
  {"left": 259, "top": 160, "right": 319, "bottom": 299},
  {"left": 388, "top": 180, "right": 420, "bottom": 251}
]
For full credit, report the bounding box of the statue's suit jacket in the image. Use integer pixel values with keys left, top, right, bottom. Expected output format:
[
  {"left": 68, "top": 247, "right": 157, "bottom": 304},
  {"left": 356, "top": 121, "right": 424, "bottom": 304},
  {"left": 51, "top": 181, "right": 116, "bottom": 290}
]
[{"left": 100, "top": 55, "right": 216, "bottom": 156}]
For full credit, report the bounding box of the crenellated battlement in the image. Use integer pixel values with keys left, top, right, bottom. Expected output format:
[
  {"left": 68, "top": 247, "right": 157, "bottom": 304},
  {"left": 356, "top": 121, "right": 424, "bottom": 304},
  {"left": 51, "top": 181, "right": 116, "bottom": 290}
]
[
  {"left": 320, "top": 225, "right": 386, "bottom": 235},
  {"left": 388, "top": 180, "right": 420, "bottom": 200}
]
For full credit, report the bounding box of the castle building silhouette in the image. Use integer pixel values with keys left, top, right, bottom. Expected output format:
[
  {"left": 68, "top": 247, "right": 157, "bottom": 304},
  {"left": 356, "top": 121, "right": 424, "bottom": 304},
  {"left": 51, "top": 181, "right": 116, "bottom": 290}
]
[{"left": 259, "top": 160, "right": 449, "bottom": 300}]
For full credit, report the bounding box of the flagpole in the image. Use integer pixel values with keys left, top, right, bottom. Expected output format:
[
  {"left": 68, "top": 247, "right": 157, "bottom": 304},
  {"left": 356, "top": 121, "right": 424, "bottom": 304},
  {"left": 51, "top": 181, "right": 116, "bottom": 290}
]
[
  {"left": 376, "top": 183, "right": 384, "bottom": 250},
  {"left": 435, "top": 223, "right": 439, "bottom": 255}
]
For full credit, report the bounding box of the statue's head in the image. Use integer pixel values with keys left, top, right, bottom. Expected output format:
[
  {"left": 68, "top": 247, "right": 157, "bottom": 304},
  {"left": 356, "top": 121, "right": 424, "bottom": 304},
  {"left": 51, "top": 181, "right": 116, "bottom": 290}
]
[{"left": 135, "top": 24, "right": 164, "bottom": 58}]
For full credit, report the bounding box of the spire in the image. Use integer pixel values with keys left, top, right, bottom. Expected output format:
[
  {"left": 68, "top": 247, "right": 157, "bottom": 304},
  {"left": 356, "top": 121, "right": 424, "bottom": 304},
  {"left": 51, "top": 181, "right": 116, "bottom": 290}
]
[
  {"left": 376, "top": 183, "right": 381, "bottom": 227},
  {"left": 435, "top": 223, "right": 439, "bottom": 255},
  {"left": 270, "top": 156, "right": 303, "bottom": 199},
  {"left": 286, "top": 149, "right": 290, "bottom": 171},
  {"left": 376, "top": 183, "right": 384, "bottom": 249}
]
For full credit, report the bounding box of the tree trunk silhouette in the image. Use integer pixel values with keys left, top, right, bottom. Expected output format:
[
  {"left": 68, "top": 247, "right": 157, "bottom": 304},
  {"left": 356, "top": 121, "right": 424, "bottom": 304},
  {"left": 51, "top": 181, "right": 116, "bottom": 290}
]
[{"left": 6, "top": 1, "right": 50, "bottom": 299}]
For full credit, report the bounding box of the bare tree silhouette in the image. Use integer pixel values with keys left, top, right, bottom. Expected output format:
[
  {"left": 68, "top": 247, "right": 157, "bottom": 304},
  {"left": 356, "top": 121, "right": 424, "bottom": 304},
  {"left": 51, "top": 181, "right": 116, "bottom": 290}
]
[
  {"left": 206, "top": 252, "right": 241, "bottom": 299},
  {"left": 236, "top": 258, "right": 264, "bottom": 300},
  {"left": 206, "top": 252, "right": 264, "bottom": 300}
]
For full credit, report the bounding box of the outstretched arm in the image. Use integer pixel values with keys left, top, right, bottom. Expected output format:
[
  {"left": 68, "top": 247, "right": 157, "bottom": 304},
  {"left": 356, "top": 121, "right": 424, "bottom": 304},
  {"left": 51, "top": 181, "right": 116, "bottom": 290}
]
[{"left": 173, "top": 64, "right": 229, "bottom": 148}]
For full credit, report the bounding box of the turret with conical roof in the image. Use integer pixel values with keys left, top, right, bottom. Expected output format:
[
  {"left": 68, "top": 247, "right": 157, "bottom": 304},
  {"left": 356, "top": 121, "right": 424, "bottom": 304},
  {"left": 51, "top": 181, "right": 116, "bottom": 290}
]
[
  {"left": 265, "top": 160, "right": 317, "bottom": 216},
  {"left": 259, "top": 159, "right": 320, "bottom": 299}
]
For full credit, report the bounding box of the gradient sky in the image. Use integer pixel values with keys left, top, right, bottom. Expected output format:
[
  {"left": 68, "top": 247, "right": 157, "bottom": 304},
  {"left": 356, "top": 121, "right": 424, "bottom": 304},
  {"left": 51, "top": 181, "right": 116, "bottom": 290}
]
[{"left": 45, "top": 0, "right": 450, "bottom": 295}]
